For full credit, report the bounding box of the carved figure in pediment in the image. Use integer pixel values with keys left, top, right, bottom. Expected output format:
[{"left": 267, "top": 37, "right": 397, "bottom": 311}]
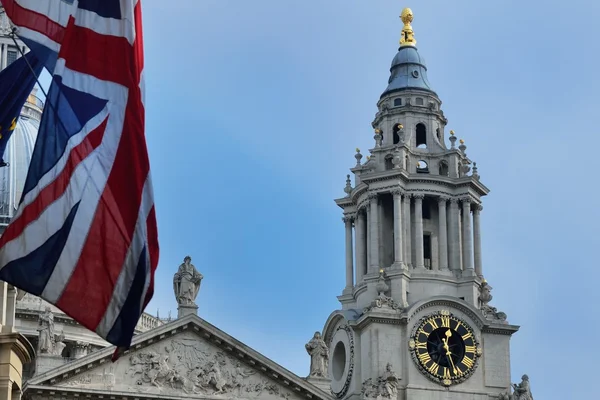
[
  {"left": 37, "top": 307, "right": 55, "bottom": 354},
  {"left": 123, "top": 338, "right": 294, "bottom": 399},
  {"left": 232, "top": 361, "right": 256, "bottom": 388},
  {"left": 173, "top": 256, "right": 203, "bottom": 306},
  {"left": 305, "top": 331, "right": 328, "bottom": 377}
]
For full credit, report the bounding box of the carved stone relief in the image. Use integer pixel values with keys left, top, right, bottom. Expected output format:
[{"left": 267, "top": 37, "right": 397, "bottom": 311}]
[
  {"left": 361, "top": 363, "right": 400, "bottom": 399},
  {"left": 57, "top": 332, "right": 298, "bottom": 400}
]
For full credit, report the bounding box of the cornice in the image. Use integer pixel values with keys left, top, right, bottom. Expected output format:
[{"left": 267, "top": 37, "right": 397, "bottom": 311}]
[{"left": 352, "top": 312, "right": 407, "bottom": 331}]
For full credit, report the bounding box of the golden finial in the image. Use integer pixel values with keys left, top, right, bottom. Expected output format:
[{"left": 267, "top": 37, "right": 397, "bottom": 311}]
[
  {"left": 356, "top": 147, "right": 361, "bottom": 153},
  {"left": 459, "top": 139, "right": 465, "bottom": 144},
  {"left": 375, "top": 128, "right": 382, "bottom": 134},
  {"left": 397, "top": 123, "right": 404, "bottom": 130},
  {"left": 379, "top": 268, "right": 384, "bottom": 274},
  {"left": 450, "top": 130, "right": 455, "bottom": 135},
  {"left": 481, "top": 278, "right": 487, "bottom": 284},
  {"left": 367, "top": 156, "right": 371, "bottom": 160},
  {"left": 400, "top": 8, "right": 417, "bottom": 47}
]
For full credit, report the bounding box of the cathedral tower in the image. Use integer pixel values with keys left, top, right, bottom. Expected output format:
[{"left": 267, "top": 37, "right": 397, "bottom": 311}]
[{"left": 322, "top": 8, "right": 519, "bottom": 400}]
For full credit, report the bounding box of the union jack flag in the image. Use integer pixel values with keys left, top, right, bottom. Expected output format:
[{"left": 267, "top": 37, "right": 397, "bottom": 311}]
[{"left": 0, "top": 0, "right": 159, "bottom": 352}]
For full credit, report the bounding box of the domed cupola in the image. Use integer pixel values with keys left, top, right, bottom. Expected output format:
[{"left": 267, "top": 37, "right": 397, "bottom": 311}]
[
  {"left": 381, "top": 8, "right": 435, "bottom": 97},
  {"left": 0, "top": 90, "right": 42, "bottom": 230}
]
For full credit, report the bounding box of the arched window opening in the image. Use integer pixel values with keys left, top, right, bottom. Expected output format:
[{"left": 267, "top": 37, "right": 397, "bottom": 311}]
[
  {"left": 394, "top": 98, "right": 402, "bottom": 107},
  {"left": 416, "top": 97, "right": 424, "bottom": 106},
  {"left": 416, "top": 160, "right": 429, "bottom": 173},
  {"left": 416, "top": 123, "right": 427, "bottom": 148},
  {"left": 436, "top": 127, "right": 442, "bottom": 142},
  {"left": 423, "top": 233, "right": 432, "bottom": 269},
  {"left": 385, "top": 155, "right": 394, "bottom": 170},
  {"left": 405, "top": 155, "right": 409, "bottom": 170},
  {"left": 422, "top": 198, "right": 431, "bottom": 219},
  {"left": 439, "top": 160, "right": 449, "bottom": 176},
  {"left": 393, "top": 124, "right": 401, "bottom": 144}
]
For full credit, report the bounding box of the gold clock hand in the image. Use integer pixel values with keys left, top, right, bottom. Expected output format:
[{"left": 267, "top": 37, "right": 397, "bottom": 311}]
[{"left": 444, "top": 330, "right": 458, "bottom": 374}]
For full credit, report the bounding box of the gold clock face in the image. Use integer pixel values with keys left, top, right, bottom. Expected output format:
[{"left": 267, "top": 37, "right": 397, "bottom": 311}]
[{"left": 409, "top": 311, "right": 481, "bottom": 386}]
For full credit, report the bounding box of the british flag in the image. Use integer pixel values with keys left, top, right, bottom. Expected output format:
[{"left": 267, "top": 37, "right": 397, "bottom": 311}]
[{"left": 0, "top": 0, "right": 159, "bottom": 351}]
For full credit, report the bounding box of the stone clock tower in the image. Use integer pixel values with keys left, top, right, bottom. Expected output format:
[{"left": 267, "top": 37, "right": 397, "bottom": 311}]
[{"left": 321, "top": 8, "right": 530, "bottom": 400}]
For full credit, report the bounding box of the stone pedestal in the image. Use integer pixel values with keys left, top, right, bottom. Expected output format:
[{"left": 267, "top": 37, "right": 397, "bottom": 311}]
[
  {"left": 177, "top": 304, "right": 198, "bottom": 318},
  {"left": 306, "top": 376, "right": 331, "bottom": 393},
  {"left": 35, "top": 354, "right": 69, "bottom": 376}
]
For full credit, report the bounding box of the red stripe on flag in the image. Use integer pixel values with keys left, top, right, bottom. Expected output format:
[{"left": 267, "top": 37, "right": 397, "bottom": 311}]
[
  {"left": 144, "top": 206, "right": 158, "bottom": 307},
  {"left": 1, "top": 0, "right": 66, "bottom": 44},
  {"left": 56, "top": 1, "right": 149, "bottom": 330},
  {"left": 0, "top": 117, "right": 108, "bottom": 245},
  {"left": 59, "top": 20, "right": 134, "bottom": 88}
]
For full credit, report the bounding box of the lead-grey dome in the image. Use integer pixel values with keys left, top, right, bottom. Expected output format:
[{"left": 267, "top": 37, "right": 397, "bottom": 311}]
[
  {"left": 0, "top": 97, "right": 42, "bottom": 228},
  {"left": 381, "top": 46, "right": 436, "bottom": 98}
]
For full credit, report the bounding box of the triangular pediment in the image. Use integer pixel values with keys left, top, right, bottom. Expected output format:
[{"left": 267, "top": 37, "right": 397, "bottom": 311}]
[{"left": 26, "top": 314, "right": 332, "bottom": 400}]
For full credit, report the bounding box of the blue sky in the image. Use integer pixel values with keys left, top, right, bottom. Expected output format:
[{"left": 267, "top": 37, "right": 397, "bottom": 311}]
[{"left": 64, "top": 1, "right": 598, "bottom": 398}]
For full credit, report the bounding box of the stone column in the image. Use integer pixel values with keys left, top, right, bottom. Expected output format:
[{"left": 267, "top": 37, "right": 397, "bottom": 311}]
[
  {"left": 448, "top": 199, "right": 460, "bottom": 271},
  {"left": 392, "top": 190, "right": 404, "bottom": 268},
  {"left": 461, "top": 198, "right": 474, "bottom": 273},
  {"left": 369, "top": 194, "right": 380, "bottom": 271},
  {"left": 473, "top": 204, "right": 483, "bottom": 277},
  {"left": 437, "top": 197, "right": 448, "bottom": 271},
  {"left": 344, "top": 216, "right": 354, "bottom": 289},
  {"left": 413, "top": 194, "right": 425, "bottom": 269},
  {"left": 4, "top": 286, "right": 16, "bottom": 330},
  {"left": 403, "top": 194, "right": 412, "bottom": 268},
  {"left": 355, "top": 210, "right": 367, "bottom": 282}
]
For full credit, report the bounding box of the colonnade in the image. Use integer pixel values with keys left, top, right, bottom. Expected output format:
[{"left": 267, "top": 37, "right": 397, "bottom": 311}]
[{"left": 343, "top": 192, "right": 483, "bottom": 290}]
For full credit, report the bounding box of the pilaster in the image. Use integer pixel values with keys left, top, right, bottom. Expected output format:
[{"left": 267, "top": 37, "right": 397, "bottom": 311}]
[
  {"left": 392, "top": 190, "right": 404, "bottom": 269},
  {"left": 461, "top": 198, "right": 474, "bottom": 275},
  {"left": 403, "top": 194, "right": 412, "bottom": 268},
  {"left": 368, "top": 194, "right": 380, "bottom": 272},
  {"left": 473, "top": 205, "right": 483, "bottom": 277},
  {"left": 448, "top": 198, "right": 460, "bottom": 271},
  {"left": 413, "top": 194, "right": 425, "bottom": 269},
  {"left": 437, "top": 197, "right": 448, "bottom": 271}
]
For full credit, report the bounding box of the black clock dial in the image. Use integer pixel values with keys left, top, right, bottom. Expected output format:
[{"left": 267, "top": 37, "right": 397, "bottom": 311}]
[{"left": 410, "top": 312, "right": 480, "bottom": 386}]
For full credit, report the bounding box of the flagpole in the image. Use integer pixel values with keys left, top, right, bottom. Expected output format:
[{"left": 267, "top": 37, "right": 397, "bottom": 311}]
[
  {"left": 9, "top": 29, "right": 73, "bottom": 144},
  {"left": 9, "top": 29, "right": 49, "bottom": 100}
]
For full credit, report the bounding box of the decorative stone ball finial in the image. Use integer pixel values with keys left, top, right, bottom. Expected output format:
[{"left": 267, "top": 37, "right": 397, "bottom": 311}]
[
  {"left": 374, "top": 128, "right": 383, "bottom": 147},
  {"left": 355, "top": 148, "right": 363, "bottom": 166},
  {"left": 344, "top": 174, "right": 352, "bottom": 196}
]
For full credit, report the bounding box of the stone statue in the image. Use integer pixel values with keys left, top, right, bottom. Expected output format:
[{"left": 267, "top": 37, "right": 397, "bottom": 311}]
[
  {"left": 53, "top": 332, "right": 66, "bottom": 356},
  {"left": 173, "top": 256, "right": 203, "bottom": 306},
  {"left": 37, "top": 307, "right": 55, "bottom": 354},
  {"left": 305, "top": 331, "right": 328, "bottom": 378},
  {"left": 511, "top": 374, "right": 533, "bottom": 400},
  {"left": 381, "top": 363, "right": 400, "bottom": 398},
  {"left": 478, "top": 280, "right": 493, "bottom": 308}
]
